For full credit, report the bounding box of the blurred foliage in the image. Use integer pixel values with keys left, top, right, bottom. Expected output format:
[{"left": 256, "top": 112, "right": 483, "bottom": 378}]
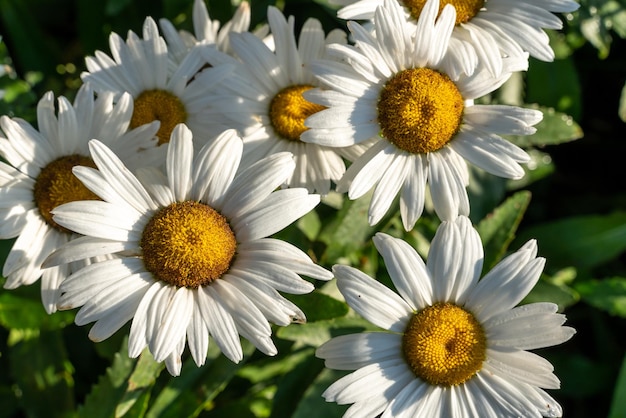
[{"left": 0, "top": 0, "right": 625, "bottom": 417}]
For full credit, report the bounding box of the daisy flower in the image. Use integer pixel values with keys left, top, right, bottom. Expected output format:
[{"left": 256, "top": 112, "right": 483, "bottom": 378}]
[
  {"left": 45, "top": 124, "right": 332, "bottom": 376},
  {"left": 0, "top": 83, "right": 160, "bottom": 313},
  {"left": 302, "top": 0, "right": 541, "bottom": 229},
  {"left": 198, "top": 6, "right": 366, "bottom": 195},
  {"left": 331, "top": 0, "right": 580, "bottom": 75},
  {"left": 159, "top": 0, "right": 268, "bottom": 63},
  {"left": 317, "top": 216, "right": 575, "bottom": 417},
  {"left": 81, "top": 16, "right": 234, "bottom": 147}
]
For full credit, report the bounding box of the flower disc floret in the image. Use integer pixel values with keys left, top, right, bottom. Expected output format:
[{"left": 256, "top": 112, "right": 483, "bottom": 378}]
[
  {"left": 269, "top": 84, "right": 326, "bottom": 141},
  {"left": 403, "top": 302, "right": 486, "bottom": 386},
  {"left": 34, "top": 155, "right": 99, "bottom": 231},
  {"left": 130, "top": 89, "right": 188, "bottom": 145},
  {"left": 378, "top": 68, "right": 464, "bottom": 154},
  {"left": 403, "top": 0, "right": 485, "bottom": 24},
  {"left": 141, "top": 200, "right": 237, "bottom": 287}
]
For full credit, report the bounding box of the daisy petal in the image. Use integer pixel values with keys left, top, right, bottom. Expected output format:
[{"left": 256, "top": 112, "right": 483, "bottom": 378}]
[{"left": 334, "top": 265, "right": 412, "bottom": 332}]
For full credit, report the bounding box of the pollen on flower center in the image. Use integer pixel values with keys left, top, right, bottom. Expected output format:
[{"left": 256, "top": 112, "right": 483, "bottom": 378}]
[
  {"left": 130, "top": 89, "right": 188, "bottom": 145},
  {"left": 378, "top": 68, "right": 464, "bottom": 154},
  {"left": 34, "top": 155, "right": 99, "bottom": 232},
  {"left": 402, "top": 302, "right": 486, "bottom": 387},
  {"left": 140, "top": 201, "right": 237, "bottom": 288},
  {"left": 402, "top": 0, "right": 485, "bottom": 25},
  {"left": 269, "top": 84, "right": 326, "bottom": 141}
]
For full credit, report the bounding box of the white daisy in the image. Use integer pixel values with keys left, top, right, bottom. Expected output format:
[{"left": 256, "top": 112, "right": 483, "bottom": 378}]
[
  {"left": 302, "top": 0, "right": 541, "bottom": 229},
  {"left": 0, "top": 83, "right": 160, "bottom": 314},
  {"left": 317, "top": 216, "right": 575, "bottom": 418},
  {"left": 331, "top": 0, "right": 580, "bottom": 75},
  {"left": 197, "top": 6, "right": 367, "bottom": 195},
  {"left": 81, "top": 16, "right": 234, "bottom": 147},
  {"left": 159, "top": 0, "right": 269, "bottom": 63},
  {"left": 45, "top": 124, "right": 332, "bottom": 376}
]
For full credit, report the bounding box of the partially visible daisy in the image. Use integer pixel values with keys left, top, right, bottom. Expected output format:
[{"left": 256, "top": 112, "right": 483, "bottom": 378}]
[
  {"left": 198, "top": 6, "right": 367, "bottom": 195},
  {"left": 0, "top": 83, "right": 160, "bottom": 313},
  {"left": 46, "top": 124, "right": 332, "bottom": 376},
  {"left": 317, "top": 216, "right": 575, "bottom": 417},
  {"left": 303, "top": 0, "right": 541, "bottom": 229},
  {"left": 81, "top": 16, "right": 234, "bottom": 147},
  {"left": 159, "top": 0, "right": 268, "bottom": 63},
  {"left": 331, "top": 0, "right": 579, "bottom": 75}
]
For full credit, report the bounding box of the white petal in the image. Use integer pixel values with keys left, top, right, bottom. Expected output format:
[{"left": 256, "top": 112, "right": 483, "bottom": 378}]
[
  {"left": 167, "top": 124, "right": 194, "bottom": 202},
  {"left": 399, "top": 155, "right": 427, "bottom": 231},
  {"left": 192, "top": 129, "right": 242, "bottom": 205},
  {"left": 372, "top": 233, "right": 433, "bottom": 310},
  {"left": 316, "top": 332, "right": 402, "bottom": 370},
  {"left": 212, "top": 280, "right": 276, "bottom": 356},
  {"left": 427, "top": 149, "right": 467, "bottom": 221},
  {"left": 88, "top": 139, "right": 157, "bottom": 212},
  {"left": 129, "top": 281, "right": 165, "bottom": 358},
  {"left": 52, "top": 200, "right": 143, "bottom": 241},
  {"left": 233, "top": 188, "right": 320, "bottom": 242},
  {"left": 368, "top": 154, "right": 409, "bottom": 226},
  {"left": 88, "top": 279, "right": 148, "bottom": 342},
  {"left": 227, "top": 262, "right": 315, "bottom": 295},
  {"left": 58, "top": 258, "right": 145, "bottom": 309},
  {"left": 486, "top": 348, "right": 560, "bottom": 389},
  {"left": 334, "top": 264, "right": 412, "bottom": 332},
  {"left": 221, "top": 152, "right": 295, "bottom": 219},
  {"left": 186, "top": 295, "right": 210, "bottom": 367},
  {"left": 75, "top": 271, "right": 152, "bottom": 326},
  {"left": 44, "top": 236, "right": 135, "bottom": 267},
  {"left": 153, "top": 286, "right": 194, "bottom": 361},
  {"left": 197, "top": 285, "right": 243, "bottom": 363}
]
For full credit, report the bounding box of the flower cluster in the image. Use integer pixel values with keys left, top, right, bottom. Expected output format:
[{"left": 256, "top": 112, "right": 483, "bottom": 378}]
[{"left": 0, "top": 0, "right": 579, "bottom": 416}]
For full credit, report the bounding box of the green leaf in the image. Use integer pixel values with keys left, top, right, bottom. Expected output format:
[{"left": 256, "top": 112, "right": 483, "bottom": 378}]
[
  {"left": 78, "top": 337, "right": 136, "bottom": 418},
  {"left": 609, "top": 353, "right": 626, "bottom": 418},
  {"left": 0, "top": 386, "right": 20, "bottom": 418},
  {"left": 297, "top": 209, "right": 322, "bottom": 241},
  {"left": 121, "top": 389, "right": 152, "bottom": 418},
  {"left": 115, "top": 350, "right": 165, "bottom": 417},
  {"left": 467, "top": 166, "right": 507, "bottom": 224},
  {"left": 0, "top": 292, "right": 74, "bottom": 331},
  {"left": 276, "top": 315, "right": 383, "bottom": 348},
  {"left": 9, "top": 330, "right": 75, "bottom": 418},
  {"left": 318, "top": 190, "right": 377, "bottom": 265},
  {"left": 238, "top": 347, "right": 315, "bottom": 384},
  {"left": 575, "top": 277, "right": 626, "bottom": 317},
  {"left": 554, "top": 351, "right": 615, "bottom": 398},
  {"left": 619, "top": 81, "right": 626, "bottom": 123},
  {"left": 514, "top": 212, "right": 626, "bottom": 271},
  {"left": 291, "top": 368, "right": 349, "bottom": 418},
  {"left": 506, "top": 106, "right": 583, "bottom": 148},
  {"left": 0, "top": 0, "right": 57, "bottom": 74},
  {"left": 146, "top": 341, "right": 256, "bottom": 418},
  {"left": 506, "top": 149, "right": 555, "bottom": 191},
  {"left": 523, "top": 277, "right": 580, "bottom": 312},
  {"left": 575, "top": 0, "right": 626, "bottom": 57},
  {"left": 105, "top": 0, "right": 134, "bottom": 16},
  {"left": 476, "top": 191, "right": 532, "bottom": 270},
  {"left": 526, "top": 54, "right": 582, "bottom": 119},
  {"left": 270, "top": 347, "right": 324, "bottom": 418},
  {"left": 284, "top": 290, "right": 349, "bottom": 322},
  {"left": 580, "top": 14, "right": 612, "bottom": 58}
]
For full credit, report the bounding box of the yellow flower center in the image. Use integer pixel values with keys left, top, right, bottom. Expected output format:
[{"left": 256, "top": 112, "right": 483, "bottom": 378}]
[
  {"left": 33, "top": 155, "right": 100, "bottom": 232},
  {"left": 129, "top": 89, "right": 188, "bottom": 145},
  {"left": 402, "top": 0, "right": 485, "bottom": 25},
  {"left": 140, "top": 201, "right": 237, "bottom": 288},
  {"left": 377, "top": 68, "right": 464, "bottom": 154},
  {"left": 402, "top": 302, "right": 486, "bottom": 387},
  {"left": 269, "top": 84, "right": 326, "bottom": 141}
]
